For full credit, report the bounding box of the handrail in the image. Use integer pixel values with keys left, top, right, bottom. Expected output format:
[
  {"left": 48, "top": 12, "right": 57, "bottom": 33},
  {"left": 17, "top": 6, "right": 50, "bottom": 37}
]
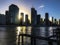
[
  {"left": 19, "top": 34, "right": 57, "bottom": 42},
  {"left": 18, "top": 34, "right": 57, "bottom": 45}
]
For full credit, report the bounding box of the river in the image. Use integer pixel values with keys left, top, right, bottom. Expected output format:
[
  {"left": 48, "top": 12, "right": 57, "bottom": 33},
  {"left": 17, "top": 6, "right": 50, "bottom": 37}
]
[{"left": 0, "top": 26, "right": 58, "bottom": 45}]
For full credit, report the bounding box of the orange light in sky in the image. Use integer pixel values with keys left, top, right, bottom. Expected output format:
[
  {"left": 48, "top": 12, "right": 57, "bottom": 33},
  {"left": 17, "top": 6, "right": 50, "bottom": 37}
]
[{"left": 18, "top": 6, "right": 31, "bottom": 22}]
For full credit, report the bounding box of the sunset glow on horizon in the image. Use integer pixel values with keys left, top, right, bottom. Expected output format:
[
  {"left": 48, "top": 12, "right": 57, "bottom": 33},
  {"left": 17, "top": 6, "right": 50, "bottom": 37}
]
[
  {"left": 17, "top": 5, "right": 31, "bottom": 22},
  {"left": 0, "top": 0, "right": 60, "bottom": 20}
]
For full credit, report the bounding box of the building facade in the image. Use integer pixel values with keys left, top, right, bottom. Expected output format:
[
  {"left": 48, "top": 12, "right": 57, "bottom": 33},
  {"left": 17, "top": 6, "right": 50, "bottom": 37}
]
[
  {"left": 0, "top": 14, "right": 6, "bottom": 24},
  {"left": 31, "top": 8, "right": 37, "bottom": 25},
  {"left": 9, "top": 4, "right": 19, "bottom": 24}
]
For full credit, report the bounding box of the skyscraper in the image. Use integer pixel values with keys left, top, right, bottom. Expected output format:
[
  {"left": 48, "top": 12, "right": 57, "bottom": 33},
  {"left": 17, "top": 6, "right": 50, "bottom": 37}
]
[
  {"left": 25, "top": 14, "right": 30, "bottom": 25},
  {"left": 0, "top": 14, "right": 6, "bottom": 24},
  {"left": 31, "top": 8, "right": 37, "bottom": 25},
  {"left": 6, "top": 11, "right": 11, "bottom": 24},
  {"left": 37, "top": 14, "right": 41, "bottom": 25},
  {"left": 59, "top": 19, "right": 60, "bottom": 25},
  {"left": 54, "top": 19, "right": 57, "bottom": 24},
  {"left": 45, "top": 13, "right": 49, "bottom": 26},
  {"left": 40, "top": 18, "right": 43, "bottom": 25},
  {"left": 9, "top": 4, "right": 19, "bottom": 24},
  {"left": 20, "top": 13, "right": 24, "bottom": 25}
]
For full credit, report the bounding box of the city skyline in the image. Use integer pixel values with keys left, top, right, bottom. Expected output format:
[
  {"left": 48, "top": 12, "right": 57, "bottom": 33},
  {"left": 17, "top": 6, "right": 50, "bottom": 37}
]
[
  {"left": 0, "top": 0, "right": 60, "bottom": 20},
  {"left": 0, "top": 4, "right": 60, "bottom": 26},
  {"left": 0, "top": 1, "right": 60, "bottom": 45}
]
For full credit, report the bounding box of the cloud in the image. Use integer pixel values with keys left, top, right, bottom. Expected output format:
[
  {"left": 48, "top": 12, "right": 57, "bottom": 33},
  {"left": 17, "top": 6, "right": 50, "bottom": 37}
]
[{"left": 38, "top": 5, "right": 45, "bottom": 9}]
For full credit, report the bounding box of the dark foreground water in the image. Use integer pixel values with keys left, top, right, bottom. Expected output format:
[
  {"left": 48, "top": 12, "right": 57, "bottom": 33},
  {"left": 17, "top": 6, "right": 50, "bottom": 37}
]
[{"left": 0, "top": 26, "right": 58, "bottom": 45}]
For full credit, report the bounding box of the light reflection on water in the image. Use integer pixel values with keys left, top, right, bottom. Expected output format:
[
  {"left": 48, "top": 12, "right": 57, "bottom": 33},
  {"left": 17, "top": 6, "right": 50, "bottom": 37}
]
[
  {"left": 16, "top": 26, "right": 32, "bottom": 35},
  {"left": 16, "top": 26, "right": 32, "bottom": 45},
  {"left": 0, "top": 26, "right": 58, "bottom": 45}
]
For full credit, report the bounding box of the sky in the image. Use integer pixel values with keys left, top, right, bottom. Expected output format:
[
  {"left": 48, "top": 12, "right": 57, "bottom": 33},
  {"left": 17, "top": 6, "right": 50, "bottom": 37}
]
[{"left": 0, "top": 0, "right": 60, "bottom": 20}]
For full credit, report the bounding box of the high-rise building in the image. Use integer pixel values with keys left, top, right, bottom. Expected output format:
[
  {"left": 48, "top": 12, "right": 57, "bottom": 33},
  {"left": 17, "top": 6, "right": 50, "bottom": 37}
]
[
  {"left": 59, "top": 19, "right": 60, "bottom": 25},
  {"left": 40, "top": 18, "right": 43, "bottom": 25},
  {"left": 25, "top": 14, "right": 30, "bottom": 25},
  {"left": 20, "top": 13, "right": 24, "bottom": 25},
  {"left": 45, "top": 13, "right": 49, "bottom": 26},
  {"left": 9, "top": 4, "right": 19, "bottom": 24},
  {"left": 5, "top": 11, "right": 11, "bottom": 24},
  {"left": 0, "top": 14, "right": 6, "bottom": 24},
  {"left": 31, "top": 8, "right": 37, "bottom": 25},
  {"left": 37, "top": 14, "right": 41, "bottom": 25},
  {"left": 54, "top": 19, "right": 57, "bottom": 24}
]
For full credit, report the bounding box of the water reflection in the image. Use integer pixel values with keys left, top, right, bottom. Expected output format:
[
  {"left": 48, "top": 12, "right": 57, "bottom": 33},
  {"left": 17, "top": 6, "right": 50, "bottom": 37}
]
[
  {"left": 6, "top": 26, "right": 17, "bottom": 45},
  {"left": 16, "top": 26, "right": 31, "bottom": 45},
  {"left": 16, "top": 27, "right": 21, "bottom": 35},
  {"left": 0, "top": 26, "right": 58, "bottom": 45}
]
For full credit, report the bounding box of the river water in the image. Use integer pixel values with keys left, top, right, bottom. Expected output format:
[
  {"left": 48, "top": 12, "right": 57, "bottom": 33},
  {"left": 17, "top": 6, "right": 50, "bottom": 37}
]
[{"left": 0, "top": 26, "right": 58, "bottom": 45}]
